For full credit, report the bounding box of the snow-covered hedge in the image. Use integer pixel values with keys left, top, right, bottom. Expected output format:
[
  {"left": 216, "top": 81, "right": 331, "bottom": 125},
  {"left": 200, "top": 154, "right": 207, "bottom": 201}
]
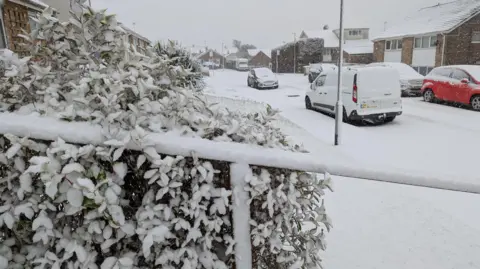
[
  {"left": 0, "top": 4, "right": 331, "bottom": 269},
  {"left": 0, "top": 133, "right": 331, "bottom": 269},
  {"left": 154, "top": 41, "right": 206, "bottom": 91}
]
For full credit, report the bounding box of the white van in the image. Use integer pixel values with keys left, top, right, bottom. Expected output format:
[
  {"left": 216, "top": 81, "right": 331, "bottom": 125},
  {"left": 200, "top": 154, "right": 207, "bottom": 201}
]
[{"left": 305, "top": 66, "right": 402, "bottom": 123}]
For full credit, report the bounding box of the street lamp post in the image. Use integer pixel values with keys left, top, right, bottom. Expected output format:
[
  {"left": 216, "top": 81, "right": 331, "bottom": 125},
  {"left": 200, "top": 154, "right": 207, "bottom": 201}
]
[
  {"left": 221, "top": 42, "right": 224, "bottom": 70},
  {"left": 334, "top": 0, "right": 345, "bottom": 146},
  {"left": 293, "top": 33, "right": 296, "bottom": 73}
]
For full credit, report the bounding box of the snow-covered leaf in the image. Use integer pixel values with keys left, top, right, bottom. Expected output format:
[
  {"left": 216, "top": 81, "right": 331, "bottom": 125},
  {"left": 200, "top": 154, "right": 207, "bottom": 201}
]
[
  {"left": 62, "top": 163, "right": 85, "bottom": 174},
  {"left": 101, "top": 257, "right": 117, "bottom": 269},
  {"left": 67, "top": 188, "right": 84, "bottom": 207}
]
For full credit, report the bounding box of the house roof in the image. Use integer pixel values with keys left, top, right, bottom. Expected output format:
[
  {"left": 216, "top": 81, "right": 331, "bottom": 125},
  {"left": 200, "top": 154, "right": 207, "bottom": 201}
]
[
  {"left": 301, "top": 30, "right": 339, "bottom": 47},
  {"left": 343, "top": 39, "right": 373, "bottom": 54},
  {"left": 12, "top": 0, "right": 48, "bottom": 11},
  {"left": 247, "top": 49, "right": 272, "bottom": 58},
  {"left": 195, "top": 49, "right": 225, "bottom": 59},
  {"left": 119, "top": 23, "right": 151, "bottom": 44},
  {"left": 300, "top": 30, "right": 373, "bottom": 54},
  {"left": 373, "top": 0, "right": 480, "bottom": 40}
]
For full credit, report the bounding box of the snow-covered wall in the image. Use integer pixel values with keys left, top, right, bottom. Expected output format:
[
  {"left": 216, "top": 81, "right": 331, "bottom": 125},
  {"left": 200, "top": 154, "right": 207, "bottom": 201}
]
[
  {"left": 384, "top": 50, "right": 402, "bottom": 62},
  {"left": 412, "top": 48, "right": 436, "bottom": 67}
]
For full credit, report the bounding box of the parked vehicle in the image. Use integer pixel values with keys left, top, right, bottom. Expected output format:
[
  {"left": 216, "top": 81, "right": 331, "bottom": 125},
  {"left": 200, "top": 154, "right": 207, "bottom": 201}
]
[
  {"left": 247, "top": 67, "right": 279, "bottom": 89},
  {"left": 421, "top": 65, "right": 480, "bottom": 111},
  {"left": 308, "top": 63, "right": 336, "bottom": 83},
  {"left": 367, "top": 62, "right": 424, "bottom": 96},
  {"left": 305, "top": 66, "right": 402, "bottom": 123},
  {"left": 235, "top": 58, "right": 249, "bottom": 71}
]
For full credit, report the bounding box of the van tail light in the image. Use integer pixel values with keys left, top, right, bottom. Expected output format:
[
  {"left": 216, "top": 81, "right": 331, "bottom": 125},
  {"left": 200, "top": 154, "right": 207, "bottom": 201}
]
[{"left": 352, "top": 84, "right": 358, "bottom": 103}]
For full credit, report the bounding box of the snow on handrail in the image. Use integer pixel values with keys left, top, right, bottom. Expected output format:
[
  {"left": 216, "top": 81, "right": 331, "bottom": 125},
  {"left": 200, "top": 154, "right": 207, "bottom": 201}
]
[{"left": 1, "top": 113, "right": 479, "bottom": 194}]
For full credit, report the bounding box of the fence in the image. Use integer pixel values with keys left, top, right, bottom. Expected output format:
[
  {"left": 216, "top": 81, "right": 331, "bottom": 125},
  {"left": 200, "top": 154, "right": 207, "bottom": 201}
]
[{"left": 1, "top": 112, "right": 479, "bottom": 269}]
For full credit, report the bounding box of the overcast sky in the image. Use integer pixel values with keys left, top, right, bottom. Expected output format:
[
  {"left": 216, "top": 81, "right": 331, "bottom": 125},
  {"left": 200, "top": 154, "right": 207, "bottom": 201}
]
[{"left": 92, "top": 0, "right": 444, "bottom": 50}]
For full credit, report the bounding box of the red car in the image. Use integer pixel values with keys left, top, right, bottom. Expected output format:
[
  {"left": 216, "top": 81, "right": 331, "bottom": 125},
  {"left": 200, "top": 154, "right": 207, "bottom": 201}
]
[{"left": 421, "top": 65, "right": 480, "bottom": 111}]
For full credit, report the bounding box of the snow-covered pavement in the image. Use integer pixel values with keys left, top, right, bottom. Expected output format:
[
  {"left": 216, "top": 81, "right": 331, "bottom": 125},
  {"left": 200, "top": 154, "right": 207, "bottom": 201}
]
[{"left": 204, "top": 70, "right": 480, "bottom": 269}]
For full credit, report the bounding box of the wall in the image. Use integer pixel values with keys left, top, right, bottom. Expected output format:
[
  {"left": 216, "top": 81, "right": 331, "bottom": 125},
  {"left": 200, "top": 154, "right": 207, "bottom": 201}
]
[
  {"left": 384, "top": 50, "right": 401, "bottom": 62},
  {"left": 344, "top": 52, "right": 373, "bottom": 64},
  {"left": 412, "top": 48, "right": 436, "bottom": 67},
  {"left": 2, "top": 0, "right": 30, "bottom": 56},
  {"left": 443, "top": 13, "right": 480, "bottom": 65},
  {"left": 373, "top": 40, "right": 385, "bottom": 62},
  {"left": 401, "top": 37, "right": 414, "bottom": 65}
]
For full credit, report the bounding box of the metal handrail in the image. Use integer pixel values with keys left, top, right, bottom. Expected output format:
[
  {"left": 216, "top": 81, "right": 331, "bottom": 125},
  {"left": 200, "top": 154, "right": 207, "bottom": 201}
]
[{"left": 0, "top": 112, "right": 479, "bottom": 194}]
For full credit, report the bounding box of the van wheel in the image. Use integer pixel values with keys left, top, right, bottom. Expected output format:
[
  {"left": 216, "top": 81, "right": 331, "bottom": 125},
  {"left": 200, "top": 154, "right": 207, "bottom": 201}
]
[
  {"left": 385, "top": 116, "right": 396, "bottom": 123},
  {"left": 471, "top": 95, "right": 480, "bottom": 111},
  {"left": 305, "top": 97, "right": 312, "bottom": 110},
  {"left": 423, "top": 89, "right": 435, "bottom": 103}
]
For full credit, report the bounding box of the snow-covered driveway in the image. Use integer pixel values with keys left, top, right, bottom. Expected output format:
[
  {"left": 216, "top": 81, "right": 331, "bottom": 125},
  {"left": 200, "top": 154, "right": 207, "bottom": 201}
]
[{"left": 204, "top": 70, "right": 480, "bottom": 269}]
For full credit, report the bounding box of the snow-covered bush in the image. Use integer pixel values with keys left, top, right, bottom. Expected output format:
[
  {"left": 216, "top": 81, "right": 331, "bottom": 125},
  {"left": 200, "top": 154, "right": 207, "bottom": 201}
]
[
  {"left": 0, "top": 3, "right": 331, "bottom": 269},
  {"left": 154, "top": 41, "right": 206, "bottom": 91}
]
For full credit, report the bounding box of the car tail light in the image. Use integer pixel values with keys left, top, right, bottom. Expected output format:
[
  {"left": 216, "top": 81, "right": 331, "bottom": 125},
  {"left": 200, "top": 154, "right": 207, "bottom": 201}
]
[
  {"left": 353, "top": 74, "right": 358, "bottom": 103},
  {"left": 352, "top": 84, "right": 358, "bottom": 103}
]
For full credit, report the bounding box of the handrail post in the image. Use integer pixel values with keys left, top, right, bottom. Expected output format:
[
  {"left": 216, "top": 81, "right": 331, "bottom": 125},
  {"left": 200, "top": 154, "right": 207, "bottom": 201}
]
[{"left": 230, "top": 163, "right": 252, "bottom": 269}]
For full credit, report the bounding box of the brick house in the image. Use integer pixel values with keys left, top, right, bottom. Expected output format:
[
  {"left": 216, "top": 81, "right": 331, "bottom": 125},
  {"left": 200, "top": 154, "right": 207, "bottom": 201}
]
[
  {"left": 1, "top": 0, "right": 47, "bottom": 56},
  {"left": 196, "top": 49, "right": 225, "bottom": 66},
  {"left": 373, "top": 0, "right": 480, "bottom": 75},
  {"left": 299, "top": 27, "right": 373, "bottom": 64},
  {"left": 247, "top": 49, "right": 271, "bottom": 68},
  {"left": 119, "top": 23, "right": 151, "bottom": 55}
]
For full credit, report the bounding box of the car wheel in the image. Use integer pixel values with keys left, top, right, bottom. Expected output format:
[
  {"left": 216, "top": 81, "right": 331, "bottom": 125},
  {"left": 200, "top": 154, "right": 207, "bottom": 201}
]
[
  {"left": 471, "top": 95, "right": 480, "bottom": 111},
  {"left": 423, "top": 89, "right": 435, "bottom": 103},
  {"left": 305, "top": 97, "right": 312, "bottom": 110},
  {"left": 385, "top": 116, "right": 396, "bottom": 123}
]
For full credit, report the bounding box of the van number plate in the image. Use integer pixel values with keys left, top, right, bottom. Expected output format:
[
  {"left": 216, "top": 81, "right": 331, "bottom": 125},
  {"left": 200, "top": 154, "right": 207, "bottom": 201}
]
[{"left": 361, "top": 104, "right": 377, "bottom": 109}]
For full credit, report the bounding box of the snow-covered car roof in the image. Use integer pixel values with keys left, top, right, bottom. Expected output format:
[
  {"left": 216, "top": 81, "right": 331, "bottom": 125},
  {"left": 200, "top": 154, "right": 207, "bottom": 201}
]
[
  {"left": 373, "top": 0, "right": 480, "bottom": 40},
  {"left": 368, "top": 62, "right": 424, "bottom": 79},
  {"left": 447, "top": 65, "right": 480, "bottom": 80}
]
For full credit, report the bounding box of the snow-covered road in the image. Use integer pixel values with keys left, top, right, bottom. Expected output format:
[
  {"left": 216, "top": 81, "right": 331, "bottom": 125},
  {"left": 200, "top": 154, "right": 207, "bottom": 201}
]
[{"left": 204, "top": 70, "right": 480, "bottom": 269}]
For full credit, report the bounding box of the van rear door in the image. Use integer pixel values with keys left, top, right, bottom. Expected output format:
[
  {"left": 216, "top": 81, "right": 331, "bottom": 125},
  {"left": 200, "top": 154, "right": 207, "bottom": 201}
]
[{"left": 356, "top": 67, "right": 402, "bottom": 114}]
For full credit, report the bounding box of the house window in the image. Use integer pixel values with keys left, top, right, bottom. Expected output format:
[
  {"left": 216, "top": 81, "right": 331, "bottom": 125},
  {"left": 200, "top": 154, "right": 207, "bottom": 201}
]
[
  {"left": 28, "top": 11, "right": 40, "bottom": 31},
  {"left": 414, "top": 35, "right": 437, "bottom": 49},
  {"left": 472, "top": 31, "right": 480, "bottom": 43},
  {"left": 324, "top": 48, "right": 331, "bottom": 55},
  {"left": 386, "top": 39, "right": 402, "bottom": 50},
  {"left": 349, "top": 30, "right": 361, "bottom": 36}
]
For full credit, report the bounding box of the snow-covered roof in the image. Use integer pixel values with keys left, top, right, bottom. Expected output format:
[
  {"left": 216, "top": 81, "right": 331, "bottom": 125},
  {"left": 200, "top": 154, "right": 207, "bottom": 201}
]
[
  {"left": 373, "top": 0, "right": 480, "bottom": 40},
  {"left": 14, "top": 0, "right": 48, "bottom": 10},
  {"left": 247, "top": 49, "right": 272, "bottom": 58},
  {"left": 300, "top": 30, "right": 373, "bottom": 54},
  {"left": 119, "top": 23, "right": 151, "bottom": 44},
  {"left": 343, "top": 39, "right": 373, "bottom": 54},
  {"left": 301, "top": 30, "right": 339, "bottom": 47},
  {"left": 195, "top": 49, "right": 224, "bottom": 59}
]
